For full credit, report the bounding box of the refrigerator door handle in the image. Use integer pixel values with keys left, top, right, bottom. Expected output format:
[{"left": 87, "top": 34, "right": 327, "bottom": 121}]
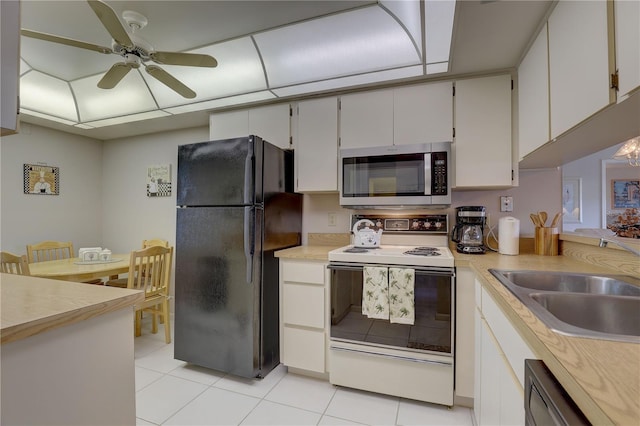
[
  {"left": 244, "top": 206, "right": 255, "bottom": 284},
  {"left": 244, "top": 142, "right": 254, "bottom": 205}
]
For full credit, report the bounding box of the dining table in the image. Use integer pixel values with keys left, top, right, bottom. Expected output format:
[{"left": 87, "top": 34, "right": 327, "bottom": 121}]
[{"left": 29, "top": 254, "right": 130, "bottom": 283}]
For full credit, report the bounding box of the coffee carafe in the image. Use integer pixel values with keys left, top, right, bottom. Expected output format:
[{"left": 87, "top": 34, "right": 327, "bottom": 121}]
[{"left": 451, "top": 206, "right": 487, "bottom": 254}]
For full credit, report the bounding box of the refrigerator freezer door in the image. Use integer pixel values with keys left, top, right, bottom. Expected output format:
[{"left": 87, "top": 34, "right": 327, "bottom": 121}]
[
  {"left": 177, "top": 136, "right": 264, "bottom": 207},
  {"left": 174, "top": 206, "right": 264, "bottom": 378}
]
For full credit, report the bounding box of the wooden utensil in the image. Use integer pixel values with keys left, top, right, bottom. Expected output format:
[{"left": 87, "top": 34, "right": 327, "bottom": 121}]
[
  {"left": 538, "top": 211, "right": 548, "bottom": 227},
  {"left": 530, "top": 213, "right": 540, "bottom": 227},
  {"left": 550, "top": 212, "right": 562, "bottom": 228}
]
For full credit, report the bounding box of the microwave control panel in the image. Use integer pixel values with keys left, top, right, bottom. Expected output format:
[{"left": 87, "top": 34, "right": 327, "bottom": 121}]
[{"left": 431, "top": 151, "right": 448, "bottom": 195}]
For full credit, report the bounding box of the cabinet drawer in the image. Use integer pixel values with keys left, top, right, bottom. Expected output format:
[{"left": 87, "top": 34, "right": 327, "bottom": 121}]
[
  {"left": 283, "top": 327, "right": 325, "bottom": 373},
  {"left": 283, "top": 284, "right": 324, "bottom": 328},
  {"left": 282, "top": 262, "right": 325, "bottom": 284}
]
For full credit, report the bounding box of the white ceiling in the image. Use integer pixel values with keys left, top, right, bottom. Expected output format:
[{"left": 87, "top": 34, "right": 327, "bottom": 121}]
[{"left": 18, "top": 0, "right": 553, "bottom": 140}]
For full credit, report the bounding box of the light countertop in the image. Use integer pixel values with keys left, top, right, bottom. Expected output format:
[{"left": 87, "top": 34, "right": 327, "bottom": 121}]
[{"left": 1, "top": 273, "right": 144, "bottom": 345}]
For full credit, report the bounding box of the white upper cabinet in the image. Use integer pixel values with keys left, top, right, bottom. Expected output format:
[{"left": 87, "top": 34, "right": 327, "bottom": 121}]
[
  {"left": 339, "top": 82, "right": 454, "bottom": 150},
  {"left": 614, "top": 0, "right": 640, "bottom": 98},
  {"left": 249, "top": 104, "right": 291, "bottom": 149},
  {"left": 393, "top": 82, "right": 453, "bottom": 145},
  {"left": 339, "top": 89, "right": 394, "bottom": 149},
  {"left": 209, "top": 110, "right": 249, "bottom": 140},
  {"left": 1, "top": 0, "right": 20, "bottom": 136},
  {"left": 454, "top": 74, "right": 513, "bottom": 188},
  {"left": 518, "top": 24, "right": 549, "bottom": 160},
  {"left": 209, "top": 104, "right": 291, "bottom": 149},
  {"left": 548, "top": 0, "right": 613, "bottom": 139},
  {"left": 295, "top": 97, "right": 339, "bottom": 192}
]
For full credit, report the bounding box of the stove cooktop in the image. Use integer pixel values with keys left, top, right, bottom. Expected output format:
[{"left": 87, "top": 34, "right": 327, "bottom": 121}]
[{"left": 328, "top": 245, "right": 455, "bottom": 268}]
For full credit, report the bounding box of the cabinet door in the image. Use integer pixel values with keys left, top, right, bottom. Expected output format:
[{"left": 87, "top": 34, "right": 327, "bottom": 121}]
[
  {"left": 295, "top": 98, "right": 338, "bottom": 192},
  {"left": 518, "top": 25, "right": 550, "bottom": 160},
  {"left": 615, "top": 0, "right": 640, "bottom": 98},
  {"left": 455, "top": 268, "right": 475, "bottom": 399},
  {"left": 548, "top": 0, "right": 612, "bottom": 138},
  {"left": 394, "top": 82, "right": 453, "bottom": 145},
  {"left": 209, "top": 110, "right": 249, "bottom": 140},
  {"left": 339, "top": 89, "right": 394, "bottom": 149},
  {"left": 479, "top": 319, "right": 501, "bottom": 426},
  {"left": 249, "top": 104, "right": 291, "bottom": 149},
  {"left": 283, "top": 327, "right": 325, "bottom": 373},
  {"left": 454, "top": 75, "right": 512, "bottom": 188},
  {"left": 0, "top": 0, "right": 20, "bottom": 136},
  {"left": 499, "top": 356, "right": 526, "bottom": 426},
  {"left": 473, "top": 309, "right": 483, "bottom": 425}
]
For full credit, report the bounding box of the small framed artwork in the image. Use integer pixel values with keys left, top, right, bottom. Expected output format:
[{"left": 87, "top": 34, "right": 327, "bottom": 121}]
[
  {"left": 147, "top": 164, "right": 172, "bottom": 197},
  {"left": 562, "top": 177, "right": 582, "bottom": 223},
  {"left": 611, "top": 179, "right": 640, "bottom": 209},
  {"left": 24, "top": 164, "right": 59, "bottom": 195}
]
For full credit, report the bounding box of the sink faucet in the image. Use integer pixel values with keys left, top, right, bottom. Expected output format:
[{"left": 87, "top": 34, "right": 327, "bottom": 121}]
[{"left": 599, "top": 237, "right": 640, "bottom": 256}]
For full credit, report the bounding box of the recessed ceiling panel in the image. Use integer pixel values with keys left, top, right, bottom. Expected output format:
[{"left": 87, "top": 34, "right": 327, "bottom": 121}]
[
  {"left": 254, "top": 6, "right": 421, "bottom": 87},
  {"left": 424, "top": 0, "right": 456, "bottom": 64},
  {"left": 271, "top": 65, "right": 423, "bottom": 98},
  {"left": 140, "top": 37, "right": 267, "bottom": 108},
  {"left": 71, "top": 71, "right": 158, "bottom": 122},
  {"left": 20, "top": 71, "right": 78, "bottom": 122},
  {"left": 83, "top": 110, "right": 171, "bottom": 128},
  {"left": 380, "top": 0, "right": 422, "bottom": 58},
  {"left": 20, "top": 59, "right": 31, "bottom": 76},
  {"left": 165, "top": 91, "right": 276, "bottom": 115}
]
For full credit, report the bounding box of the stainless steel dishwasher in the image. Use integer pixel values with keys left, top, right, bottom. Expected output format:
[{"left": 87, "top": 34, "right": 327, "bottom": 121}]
[{"left": 524, "top": 359, "right": 590, "bottom": 425}]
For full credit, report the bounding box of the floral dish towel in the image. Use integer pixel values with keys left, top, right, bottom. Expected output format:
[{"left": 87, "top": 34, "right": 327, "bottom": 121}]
[
  {"left": 389, "top": 267, "right": 415, "bottom": 325},
  {"left": 362, "top": 266, "right": 389, "bottom": 320}
]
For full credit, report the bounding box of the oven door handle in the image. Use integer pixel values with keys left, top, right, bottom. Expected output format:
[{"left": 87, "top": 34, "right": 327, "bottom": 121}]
[
  {"left": 328, "top": 263, "right": 455, "bottom": 277},
  {"left": 330, "top": 346, "right": 453, "bottom": 366}
]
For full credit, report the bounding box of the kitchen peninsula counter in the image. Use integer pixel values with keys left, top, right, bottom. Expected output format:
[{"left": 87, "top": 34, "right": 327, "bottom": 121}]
[
  {"left": 276, "top": 238, "right": 639, "bottom": 425},
  {"left": 1, "top": 273, "right": 144, "bottom": 425}
]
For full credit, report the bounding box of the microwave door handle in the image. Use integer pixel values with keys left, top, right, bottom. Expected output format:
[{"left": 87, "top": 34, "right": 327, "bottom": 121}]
[{"left": 424, "top": 153, "right": 432, "bottom": 195}]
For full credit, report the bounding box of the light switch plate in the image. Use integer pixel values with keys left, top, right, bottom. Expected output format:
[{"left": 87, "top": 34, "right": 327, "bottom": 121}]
[{"left": 500, "top": 196, "right": 513, "bottom": 212}]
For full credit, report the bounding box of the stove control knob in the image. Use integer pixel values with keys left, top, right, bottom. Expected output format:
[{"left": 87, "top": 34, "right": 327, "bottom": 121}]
[{"left": 435, "top": 221, "right": 442, "bottom": 228}]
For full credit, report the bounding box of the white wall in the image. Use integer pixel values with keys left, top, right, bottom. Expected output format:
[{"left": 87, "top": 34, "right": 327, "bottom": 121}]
[
  {"left": 302, "top": 167, "right": 562, "bottom": 241},
  {"left": 0, "top": 123, "right": 103, "bottom": 255},
  {"left": 101, "top": 126, "right": 208, "bottom": 253}
]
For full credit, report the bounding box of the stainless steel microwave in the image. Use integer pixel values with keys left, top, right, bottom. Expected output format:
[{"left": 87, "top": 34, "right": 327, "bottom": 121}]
[{"left": 339, "top": 142, "right": 451, "bottom": 208}]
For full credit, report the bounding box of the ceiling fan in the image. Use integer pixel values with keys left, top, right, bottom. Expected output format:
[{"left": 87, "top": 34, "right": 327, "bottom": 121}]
[{"left": 21, "top": 0, "right": 218, "bottom": 99}]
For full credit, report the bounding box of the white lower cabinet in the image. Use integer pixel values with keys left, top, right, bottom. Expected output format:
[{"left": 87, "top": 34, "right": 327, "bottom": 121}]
[
  {"left": 455, "top": 267, "right": 475, "bottom": 402},
  {"left": 279, "top": 259, "right": 329, "bottom": 374},
  {"left": 474, "top": 279, "right": 535, "bottom": 425}
]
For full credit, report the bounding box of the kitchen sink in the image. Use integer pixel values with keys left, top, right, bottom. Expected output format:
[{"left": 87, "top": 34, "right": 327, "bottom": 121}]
[
  {"left": 489, "top": 269, "right": 640, "bottom": 343},
  {"left": 492, "top": 270, "right": 640, "bottom": 296}
]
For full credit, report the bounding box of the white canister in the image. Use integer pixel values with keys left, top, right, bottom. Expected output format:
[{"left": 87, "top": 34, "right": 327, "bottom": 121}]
[
  {"left": 99, "top": 249, "right": 112, "bottom": 261},
  {"left": 498, "top": 217, "right": 520, "bottom": 255}
]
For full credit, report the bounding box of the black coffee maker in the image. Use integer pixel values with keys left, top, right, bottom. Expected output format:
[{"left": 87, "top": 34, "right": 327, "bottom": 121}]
[{"left": 451, "top": 206, "right": 487, "bottom": 254}]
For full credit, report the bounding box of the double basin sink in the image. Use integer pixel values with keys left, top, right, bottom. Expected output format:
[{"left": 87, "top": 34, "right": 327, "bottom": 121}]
[{"left": 489, "top": 269, "right": 640, "bottom": 343}]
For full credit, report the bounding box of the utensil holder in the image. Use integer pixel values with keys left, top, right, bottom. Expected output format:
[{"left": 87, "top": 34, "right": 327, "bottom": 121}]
[{"left": 535, "top": 227, "right": 559, "bottom": 256}]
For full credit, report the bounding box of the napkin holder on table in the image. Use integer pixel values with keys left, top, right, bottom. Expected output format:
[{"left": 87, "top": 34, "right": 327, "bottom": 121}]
[{"left": 78, "top": 247, "right": 103, "bottom": 262}]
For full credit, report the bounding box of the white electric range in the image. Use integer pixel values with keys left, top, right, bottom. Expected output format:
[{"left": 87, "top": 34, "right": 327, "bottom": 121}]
[{"left": 327, "top": 214, "right": 456, "bottom": 407}]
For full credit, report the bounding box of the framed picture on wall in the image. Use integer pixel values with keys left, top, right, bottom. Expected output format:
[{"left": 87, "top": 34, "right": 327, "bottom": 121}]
[
  {"left": 147, "top": 164, "right": 172, "bottom": 197},
  {"left": 23, "top": 164, "right": 59, "bottom": 195},
  {"left": 562, "top": 177, "right": 582, "bottom": 223},
  {"left": 611, "top": 180, "right": 640, "bottom": 209}
]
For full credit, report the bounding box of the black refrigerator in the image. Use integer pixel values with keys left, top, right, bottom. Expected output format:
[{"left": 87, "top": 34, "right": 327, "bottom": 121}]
[{"left": 174, "top": 135, "right": 302, "bottom": 378}]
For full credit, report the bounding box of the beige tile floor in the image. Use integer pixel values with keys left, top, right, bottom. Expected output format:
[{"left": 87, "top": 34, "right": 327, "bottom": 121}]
[{"left": 134, "top": 319, "right": 474, "bottom": 426}]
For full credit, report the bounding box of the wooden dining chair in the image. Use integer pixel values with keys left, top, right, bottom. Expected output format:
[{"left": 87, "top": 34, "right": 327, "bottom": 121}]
[
  {"left": 1, "top": 251, "right": 31, "bottom": 275},
  {"left": 26, "top": 240, "right": 74, "bottom": 263},
  {"left": 27, "top": 240, "right": 103, "bottom": 284},
  {"left": 126, "top": 245, "right": 173, "bottom": 343},
  {"left": 106, "top": 239, "right": 169, "bottom": 288}
]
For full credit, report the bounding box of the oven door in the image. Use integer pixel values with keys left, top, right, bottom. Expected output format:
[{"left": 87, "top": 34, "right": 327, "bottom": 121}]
[{"left": 328, "top": 262, "right": 455, "bottom": 356}]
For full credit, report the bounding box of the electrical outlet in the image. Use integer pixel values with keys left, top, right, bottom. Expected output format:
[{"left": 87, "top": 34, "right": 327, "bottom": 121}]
[
  {"left": 500, "top": 196, "right": 513, "bottom": 212},
  {"left": 328, "top": 212, "right": 337, "bottom": 226}
]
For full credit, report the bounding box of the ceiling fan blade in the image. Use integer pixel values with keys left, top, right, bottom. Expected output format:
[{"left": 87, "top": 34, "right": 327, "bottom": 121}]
[
  {"left": 21, "top": 29, "right": 113, "bottom": 54},
  {"left": 98, "top": 62, "right": 133, "bottom": 89},
  {"left": 150, "top": 51, "right": 218, "bottom": 68},
  {"left": 87, "top": 0, "right": 133, "bottom": 49},
  {"left": 145, "top": 64, "right": 196, "bottom": 99}
]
